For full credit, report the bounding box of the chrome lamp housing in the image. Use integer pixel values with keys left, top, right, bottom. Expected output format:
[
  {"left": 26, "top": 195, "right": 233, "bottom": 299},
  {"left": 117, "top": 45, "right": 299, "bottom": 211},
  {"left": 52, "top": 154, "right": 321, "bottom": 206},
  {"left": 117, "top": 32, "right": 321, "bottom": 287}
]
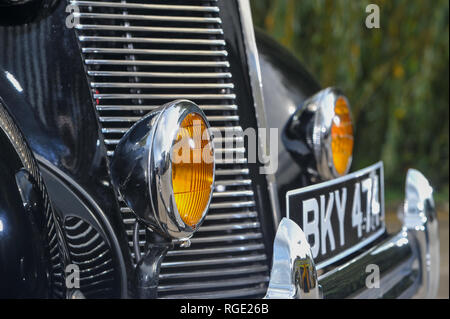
[
  {"left": 283, "top": 87, "right": 354, "bottom": 180},
  {"left": 110, "top": 100, "right": 215, "bottom": 240}
]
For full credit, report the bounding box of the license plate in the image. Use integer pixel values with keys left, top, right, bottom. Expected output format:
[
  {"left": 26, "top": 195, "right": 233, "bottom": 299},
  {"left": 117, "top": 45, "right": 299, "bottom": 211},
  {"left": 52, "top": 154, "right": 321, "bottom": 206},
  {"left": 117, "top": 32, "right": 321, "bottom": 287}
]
[{"left": 286, "top": 162, "right": 385, "bottom": 269}]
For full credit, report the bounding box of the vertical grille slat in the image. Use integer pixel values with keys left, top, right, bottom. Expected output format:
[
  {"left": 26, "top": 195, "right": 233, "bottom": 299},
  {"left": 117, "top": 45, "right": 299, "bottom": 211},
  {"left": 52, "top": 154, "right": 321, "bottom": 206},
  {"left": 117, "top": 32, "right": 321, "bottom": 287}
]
[{"left": 74, "top": 0, "right": 269, "bottom": 299}]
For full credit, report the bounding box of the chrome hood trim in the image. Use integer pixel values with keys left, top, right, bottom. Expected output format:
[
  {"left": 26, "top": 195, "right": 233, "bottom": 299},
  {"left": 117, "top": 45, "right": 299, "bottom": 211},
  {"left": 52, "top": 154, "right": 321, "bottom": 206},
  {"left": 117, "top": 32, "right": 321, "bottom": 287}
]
[{"left": 237, "top": 0, "right": 281, "bottom": 229}]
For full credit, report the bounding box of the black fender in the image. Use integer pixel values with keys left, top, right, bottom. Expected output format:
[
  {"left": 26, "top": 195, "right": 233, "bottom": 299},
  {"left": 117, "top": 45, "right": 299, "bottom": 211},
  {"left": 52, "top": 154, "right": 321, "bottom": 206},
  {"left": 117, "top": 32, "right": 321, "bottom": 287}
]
[
  {"left": 0, "top": 0, "right": 134, "bottom": 294},
  {"left": 0, "top": 101, "right": 66, "bottom": 298},
  {"left": 0, "top": 67, "right": 130, "bottom": 298},
  {"left": 256, "top": 29, "right": 322, "bottom": 215}
]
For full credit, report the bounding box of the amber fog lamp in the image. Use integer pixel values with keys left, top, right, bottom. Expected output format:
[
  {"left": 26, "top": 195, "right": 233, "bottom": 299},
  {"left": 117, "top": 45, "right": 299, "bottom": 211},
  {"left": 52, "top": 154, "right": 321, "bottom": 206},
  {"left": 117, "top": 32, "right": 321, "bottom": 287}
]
[
  {"left": 172, "top": 113, "right": 214, "bottom": 228},
  {"left": 110, "top": 100, "right": 215, "bottom": 240},
  {"left": 283, "top": 87, "right": 354, "bottom": 180},
  {"left": 331, "top": 96, "right": 354, "bottom": 176}
]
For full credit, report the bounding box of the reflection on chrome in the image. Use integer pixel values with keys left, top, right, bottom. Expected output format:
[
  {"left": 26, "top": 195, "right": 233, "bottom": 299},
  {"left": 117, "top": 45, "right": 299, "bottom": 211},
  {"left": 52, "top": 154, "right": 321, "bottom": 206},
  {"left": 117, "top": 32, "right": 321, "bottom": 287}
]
[
  {"left": 265, "top": 218, "right": 321, "bottom": 299},
  {"left": 403, "top": 169, "right": 439, "bottom": 299},
  {"left": 5, "top": 71, "right": 23, "bottom": 93}
]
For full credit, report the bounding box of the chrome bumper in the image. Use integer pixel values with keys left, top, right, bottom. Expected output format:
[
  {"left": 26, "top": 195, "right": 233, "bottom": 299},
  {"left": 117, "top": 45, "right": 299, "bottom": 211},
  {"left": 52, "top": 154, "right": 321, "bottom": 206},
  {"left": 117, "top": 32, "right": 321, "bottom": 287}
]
[{"left": 265, "top": 169, "right": 440, "bottom": 299}]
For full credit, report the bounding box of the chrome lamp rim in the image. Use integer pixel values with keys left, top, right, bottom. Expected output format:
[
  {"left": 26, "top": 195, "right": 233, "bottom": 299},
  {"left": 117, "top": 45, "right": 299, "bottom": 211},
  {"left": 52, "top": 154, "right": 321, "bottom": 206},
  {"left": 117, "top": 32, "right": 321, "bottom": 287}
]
[
  {"left": 310, "top": 87, "right": 353, "bottom": 180},
  {"left": 110, "top": 99, "right": 215, "bottom": 240}
]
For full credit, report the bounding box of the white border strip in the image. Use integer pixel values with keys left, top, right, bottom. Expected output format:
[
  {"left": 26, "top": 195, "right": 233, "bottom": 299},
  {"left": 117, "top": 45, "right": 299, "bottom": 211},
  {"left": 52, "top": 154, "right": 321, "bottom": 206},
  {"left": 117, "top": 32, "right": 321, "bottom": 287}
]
[{"left": 286, "top": 161, "right": 383, "bottom": 198}]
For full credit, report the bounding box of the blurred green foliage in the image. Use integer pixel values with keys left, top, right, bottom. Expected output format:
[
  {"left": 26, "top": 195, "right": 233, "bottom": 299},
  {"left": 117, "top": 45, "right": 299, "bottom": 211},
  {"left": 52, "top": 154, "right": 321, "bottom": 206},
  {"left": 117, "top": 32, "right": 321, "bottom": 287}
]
[{"left": 251, "top": 0, "right": 449, "bottom": 200}]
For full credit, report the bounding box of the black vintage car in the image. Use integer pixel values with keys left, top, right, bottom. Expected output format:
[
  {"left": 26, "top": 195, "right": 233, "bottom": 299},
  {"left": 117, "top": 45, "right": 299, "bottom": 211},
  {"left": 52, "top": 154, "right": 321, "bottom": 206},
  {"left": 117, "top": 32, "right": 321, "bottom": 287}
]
[{"left": 0, "top": 0, "right": 440, "bottom": 299}]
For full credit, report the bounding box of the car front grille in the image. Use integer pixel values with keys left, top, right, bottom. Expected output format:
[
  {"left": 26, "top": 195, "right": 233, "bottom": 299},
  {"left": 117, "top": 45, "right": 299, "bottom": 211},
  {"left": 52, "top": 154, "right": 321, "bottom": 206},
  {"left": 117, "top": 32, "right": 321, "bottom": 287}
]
[{"left": 72, "top": 0, "right": 270, "bottom": 298}]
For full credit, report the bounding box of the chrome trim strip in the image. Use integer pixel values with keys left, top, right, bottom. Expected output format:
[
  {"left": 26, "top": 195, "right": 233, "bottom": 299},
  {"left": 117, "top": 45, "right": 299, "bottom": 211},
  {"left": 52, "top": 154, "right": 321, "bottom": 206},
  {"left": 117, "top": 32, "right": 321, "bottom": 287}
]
[
  {"left": 75, "top": 24, "right": 223, "bottom": 34},
  {"left": 212, "top": 190, "right": 254, "bottom": 198},
  {"left": 70, "top": 1, "right": 220, "bottom": 12},
  {"left": 237, "top": 0, "right": 281, "bottom": 230},
  {"left": 214, "top": 158, "right": 247, "bottom": 164},
  {"left": 207, "top": 115, "right": 240, "bottom": 122},
  {"left": 129, "top": 230, "right": 265, "bottom": 246},
  {"left": 159, "top": 286, "right": 267, "bottom": 299},
  {"left": 96, "top": 103, "right": 237, "bottom": 111},
  {"left": 214, "top": 179, "right": 252, "bottom": 187},
  {"left": 87, "top": 71, "right": 232, "bottom": 78},
  {"left": 75, "top": 12, "right": 222, "bottom": 24},
  {"left": 205, "top": 211, "right": 257, "bottom": 220},
  {"left": 99, "top": 117, "right": 141, "bottom": 123},
  {"left": 85, "top": 59, "right": 230, "bottom": 67},
  {"left": 126, "top": 221, "right": 261, "bottom": 236},
  {"left": 199, "top": 104, "right": 239, "bottom": 110},
  {"left": 214, "top": 147, "right": 246, "bottom": 154},
  {"left": 83, "top": 48, "right": 228, "bottom": 56},
  {"left": 91, "top": 82, "right": 233, "bottom": 89},
  {"left": 158, "top": 265, "right": 268, "bottom": 280},
  {"left": 94, "top": 93, "right": 236, "bottom": 100},
  {"left": 161, "top": 254, "right": 267, "bottom": 268},
  {"left": 99, "top": 115, "right": 240, "bottom": 123},
  {"left": 166, "top": 243, "right": 265, "bottom": 256},
  {"left": 158, "top": 275, "right": 269, "bottom": 292},
  {"left": 214, "top": 168, "right": 249, "bottom": 176},
  {"left": 212, "top": 126, "right": 243, "bottom": 132},
  {"left": 125, "top": 219, "right": 263, "bottom": 237},
  {"left": 79, "top": 36, "right": 226, "bottom": 46},
  {"left": 189, "top": 232, "right": 262, "bottom": 244},
  {"left": 209, "top": 200, "right": 255, "bottom": 209},
  {"left": 197, "top": 221, "right": 260, "bottom": 232},
  {"left": 213, "top": 136, "right": 244, "bottom": 144}
]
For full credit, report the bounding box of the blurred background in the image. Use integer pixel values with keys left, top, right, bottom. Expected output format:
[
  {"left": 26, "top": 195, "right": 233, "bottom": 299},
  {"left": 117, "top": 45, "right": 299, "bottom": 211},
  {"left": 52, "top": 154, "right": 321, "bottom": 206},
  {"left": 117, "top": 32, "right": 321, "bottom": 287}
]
[{"left": 250, "top": 0, "right": 449, "bottom": 298}]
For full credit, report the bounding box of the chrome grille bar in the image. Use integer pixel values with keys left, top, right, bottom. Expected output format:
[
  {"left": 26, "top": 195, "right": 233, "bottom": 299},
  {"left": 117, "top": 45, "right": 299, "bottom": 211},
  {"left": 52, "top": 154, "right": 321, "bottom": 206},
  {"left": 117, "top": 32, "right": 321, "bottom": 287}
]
[
  {"left": 158, "top": 287, "right": 268, "bottom": 299},
  {"left": 70, "top": 1, "right": 220, "bottom": 12},
  {"left": 158, "top": 264, "right": 268, "bottom": 280},
  {"left": 79, "top": 35, "right": 226, "bottom": 46},
  {"left": 75, "top": 24, "right": 224, "bottom": 34},
  {"left": 74, "top": 0, "right": 269, "bottom": 299},
  {"left": 75, "top": 12, "right": 222, "bottom": 24},
  {"left": 158, "top": 275, "right": 269, "bottom": 292},
  {"left": 83, "top": 48, "right": 229, "bottom": 56}
]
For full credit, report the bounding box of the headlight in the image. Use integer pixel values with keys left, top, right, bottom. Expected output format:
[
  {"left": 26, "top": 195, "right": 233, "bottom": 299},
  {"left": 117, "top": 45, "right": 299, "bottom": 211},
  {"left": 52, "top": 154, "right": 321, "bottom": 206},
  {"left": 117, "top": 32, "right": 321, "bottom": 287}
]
[
  {"left": 110, "top": 100, "right": 215, "bottom": 240},
  {"left": 283, "top": 87, "right": 354, "bottom": 180}
]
